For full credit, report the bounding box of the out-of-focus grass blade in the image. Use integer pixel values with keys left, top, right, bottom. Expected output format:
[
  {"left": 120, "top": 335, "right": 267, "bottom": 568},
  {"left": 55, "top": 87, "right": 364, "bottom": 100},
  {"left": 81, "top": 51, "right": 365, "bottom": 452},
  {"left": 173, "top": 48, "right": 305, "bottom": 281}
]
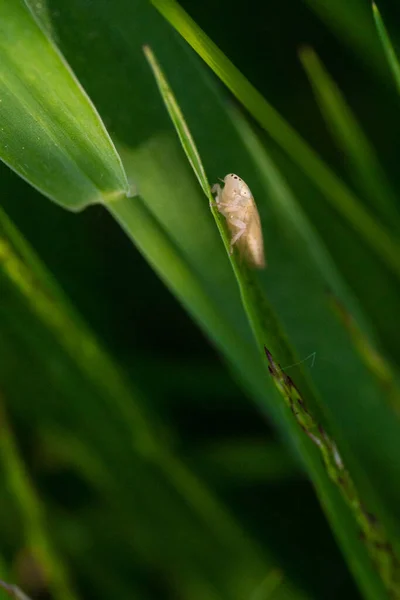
[
  {"left": 143, "top": 44, "right": 397, "bottom": 600},
  {"left": 250, "top": 570, "right": 283, "bottom": 600},
  {"left": 373, "top": 3, "right": 400, "bottom": 95},
  {"left": 195, "top": 439, "right": 300, "bottom": 483},
  {"left": 151, "top": 0, "right": 400, "bottom": 281},
  {"left": 303, "top": 0, "right": 385, "bottom": 78},
  {"left": 0, "top": 204, "right": 246, "bottom": 546},
  {"left": 0, "top": 579, "right": 33, "bottom": 600},
  {"left": 0, "top": 205, "right": 288, "bottom": 600},
  {"left": 0, "top": 399, "right": 77, "bottom": 600},
  {"left": 329, "top": 293, "right": 400, "bottom": 416},
  {"left": 0, "top": 0, "right": 130, "bottom": 210},
  {"left": 300, "top": 46, "right": 400, "bottom": 228}
]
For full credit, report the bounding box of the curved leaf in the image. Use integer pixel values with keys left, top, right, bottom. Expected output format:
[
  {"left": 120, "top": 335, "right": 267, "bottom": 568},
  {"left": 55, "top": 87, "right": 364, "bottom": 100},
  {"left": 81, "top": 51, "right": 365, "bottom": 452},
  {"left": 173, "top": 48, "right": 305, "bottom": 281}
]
[{"left": 0, "top": 0, "right": 130, "bottom": 210}]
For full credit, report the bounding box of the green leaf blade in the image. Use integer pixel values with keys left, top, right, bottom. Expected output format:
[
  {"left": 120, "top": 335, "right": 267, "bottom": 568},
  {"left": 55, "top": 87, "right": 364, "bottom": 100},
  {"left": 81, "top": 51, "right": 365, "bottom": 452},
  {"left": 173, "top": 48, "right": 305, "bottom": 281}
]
[{"left": 0, "top": 0, "right": 130, "bottom": 210}]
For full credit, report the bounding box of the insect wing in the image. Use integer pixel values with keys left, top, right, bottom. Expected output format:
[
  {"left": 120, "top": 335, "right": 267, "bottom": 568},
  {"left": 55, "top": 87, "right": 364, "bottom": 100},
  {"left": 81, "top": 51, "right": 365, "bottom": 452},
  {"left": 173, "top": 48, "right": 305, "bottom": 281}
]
[{"left": 241, "top": 199, "right": 266, "bottom": 268}]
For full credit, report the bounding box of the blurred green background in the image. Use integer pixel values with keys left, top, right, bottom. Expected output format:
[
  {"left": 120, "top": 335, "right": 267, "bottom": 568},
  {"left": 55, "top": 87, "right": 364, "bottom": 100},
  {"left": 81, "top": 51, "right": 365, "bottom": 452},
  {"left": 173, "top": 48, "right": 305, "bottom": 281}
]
[{"left": 1, "top": 0, "right": 400, "bottom": 598}]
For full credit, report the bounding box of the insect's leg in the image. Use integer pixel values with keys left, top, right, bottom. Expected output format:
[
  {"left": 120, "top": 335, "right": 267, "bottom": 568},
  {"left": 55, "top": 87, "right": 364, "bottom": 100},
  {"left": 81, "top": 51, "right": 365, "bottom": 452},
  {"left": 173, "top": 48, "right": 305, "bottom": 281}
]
[
  {"left": 229, "top": 218, "right": 247, "bottom": 254},
  {"left": 210, "top": 183, "right": 221, "bottom": 209}
]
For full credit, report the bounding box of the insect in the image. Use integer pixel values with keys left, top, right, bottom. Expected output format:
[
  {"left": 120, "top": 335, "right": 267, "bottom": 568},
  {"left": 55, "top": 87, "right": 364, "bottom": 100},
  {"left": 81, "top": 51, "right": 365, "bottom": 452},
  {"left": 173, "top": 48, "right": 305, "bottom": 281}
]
[{"left": 211, "top": 173, "right": 265, "bottom": 268}]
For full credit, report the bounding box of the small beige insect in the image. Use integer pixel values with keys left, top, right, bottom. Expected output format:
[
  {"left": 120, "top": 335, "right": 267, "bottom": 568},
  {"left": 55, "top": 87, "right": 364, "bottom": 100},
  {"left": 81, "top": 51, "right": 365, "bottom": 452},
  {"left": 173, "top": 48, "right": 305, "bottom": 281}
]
[{"left": 212, "top": 173, "right": 265, "bottom": 268}]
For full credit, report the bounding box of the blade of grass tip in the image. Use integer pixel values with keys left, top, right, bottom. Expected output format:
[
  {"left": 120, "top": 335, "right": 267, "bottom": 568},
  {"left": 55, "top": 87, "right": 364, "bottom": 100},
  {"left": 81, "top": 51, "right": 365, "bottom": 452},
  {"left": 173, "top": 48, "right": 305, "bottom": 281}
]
[
  {"left": 143, "top": 46, "right": 237, "bottom": 274},
  {"left": 151, "top": 0, "right": 400, "bottom": 281},
  {"left": 373, "top": 2, "right": 400, "bottom": 94},
  {"left": 299, "top": 46, "right": 400, "bottom": 229},
  {"left": 143, "top": 45, "right": 209, "bottom": 196},
  {"left": 0, "top": 398, "right": 78, "bottom": 600},
  {"left": 144, "top": 44, "right": 400, "bottom": 600}
]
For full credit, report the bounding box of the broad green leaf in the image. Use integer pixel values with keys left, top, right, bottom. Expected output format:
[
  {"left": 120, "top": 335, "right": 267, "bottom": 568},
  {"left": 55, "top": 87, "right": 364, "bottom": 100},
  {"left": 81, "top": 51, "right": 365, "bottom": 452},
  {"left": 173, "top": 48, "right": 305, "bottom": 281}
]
[
  {"left": 300, "top": 46, "right": 400, "bottom": 229},
  {"left": 0, "top": 0, "right": 130, "bottom": 210},
  {"left": 151, "top": 0, "right": 400, "bottom": 281},
  {"left": 373, "top": 3, "right": 400, "bottom": 95}
]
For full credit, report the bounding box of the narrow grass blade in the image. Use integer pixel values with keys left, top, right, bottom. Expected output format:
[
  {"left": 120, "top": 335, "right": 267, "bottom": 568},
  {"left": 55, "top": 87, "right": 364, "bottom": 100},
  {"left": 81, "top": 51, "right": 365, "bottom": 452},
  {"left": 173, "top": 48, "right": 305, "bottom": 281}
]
[
  {"left": 329, "top": 293, "right": 400, "bottom": 416},
  {"left": 151, "top": 0, "right": 400, "bottom": 281},
  {"left": 0, "top": 400, "right": 78, "bottom": 600},
  {"left": 0, "top": 0, "right": 130, "bottom": 210},
  {"left": 144, "top": 44, "right": 399, "bottom": 600},
  {"left": 300, "top": 46, "right": 400, "bottom": 228},
  {"left": 373, "top": 3, "right": 400, "bottom": 95},
  {"left": 143, "top": 46, "right": 208, "bottom": 196}
]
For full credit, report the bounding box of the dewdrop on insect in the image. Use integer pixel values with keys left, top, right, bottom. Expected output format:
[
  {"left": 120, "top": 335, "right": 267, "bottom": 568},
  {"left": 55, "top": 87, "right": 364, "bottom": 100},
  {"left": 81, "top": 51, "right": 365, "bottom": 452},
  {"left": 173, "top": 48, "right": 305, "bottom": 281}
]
[{"left": 211, "top": 173, "right": 266, "bottom": 268}]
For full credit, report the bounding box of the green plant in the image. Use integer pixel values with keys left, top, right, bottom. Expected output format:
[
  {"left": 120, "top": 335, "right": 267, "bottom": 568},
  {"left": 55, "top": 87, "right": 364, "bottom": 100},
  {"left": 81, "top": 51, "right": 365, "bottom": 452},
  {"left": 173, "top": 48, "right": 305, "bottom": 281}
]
[{"left": 1, "top": 0, "right": 400, "bottom": 598}]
